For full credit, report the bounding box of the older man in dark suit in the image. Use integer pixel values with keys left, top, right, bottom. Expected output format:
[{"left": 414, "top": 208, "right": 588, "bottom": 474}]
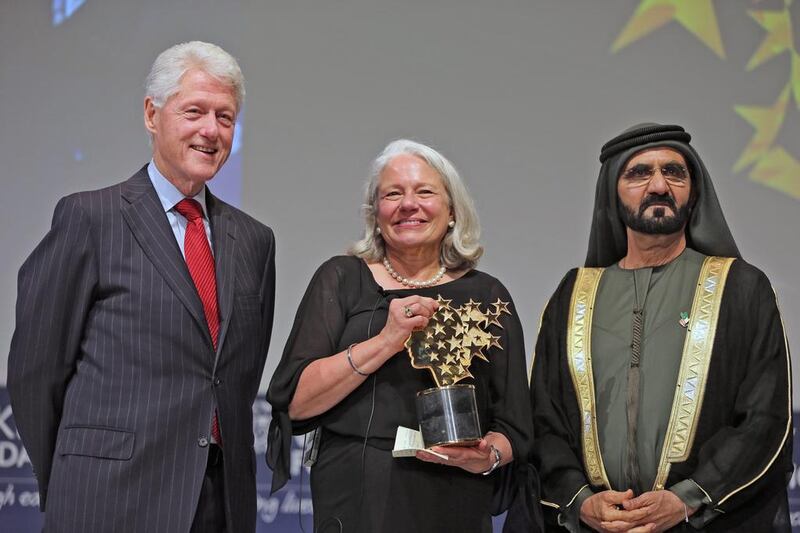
[{"left": 8, "top": 41, "right": 275, "bottom": 533}]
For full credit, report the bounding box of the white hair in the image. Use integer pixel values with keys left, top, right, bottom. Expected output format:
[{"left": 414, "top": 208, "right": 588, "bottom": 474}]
[
  {"left": 349, "top": 139, "right": 483, "bottom": 270},
  {"left": 145, "top": 41, "right": 245, "bottom": 110}
]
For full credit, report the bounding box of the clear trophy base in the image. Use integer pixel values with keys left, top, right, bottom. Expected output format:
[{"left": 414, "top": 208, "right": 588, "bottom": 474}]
[{"left": 415, "top": 384, "right": 481, "bottom": 448}]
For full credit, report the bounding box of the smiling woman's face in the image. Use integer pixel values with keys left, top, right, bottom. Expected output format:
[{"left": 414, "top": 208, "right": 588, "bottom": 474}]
[{"left": 376, "top": 154, "right": 452, "bottom": 259}]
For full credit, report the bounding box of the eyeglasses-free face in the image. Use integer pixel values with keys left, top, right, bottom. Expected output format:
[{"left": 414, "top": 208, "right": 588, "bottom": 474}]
[{"left": 376, "top": 154, "right": 453, "bottom": 259}]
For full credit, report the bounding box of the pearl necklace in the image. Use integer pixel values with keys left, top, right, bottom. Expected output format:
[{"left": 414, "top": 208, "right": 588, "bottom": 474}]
[{"left": 382, "top": 257, "right": 446, "bottom": 288}]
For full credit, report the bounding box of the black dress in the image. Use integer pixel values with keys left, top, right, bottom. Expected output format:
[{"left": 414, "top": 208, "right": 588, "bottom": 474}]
[{"left": 267, "top": 256, "right": 532, "bottom": 533}]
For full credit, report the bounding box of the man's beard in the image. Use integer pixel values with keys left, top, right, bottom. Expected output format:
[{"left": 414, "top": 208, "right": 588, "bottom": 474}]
[{"left": 620, "top": 193, "right": 690, "bottom": 235}]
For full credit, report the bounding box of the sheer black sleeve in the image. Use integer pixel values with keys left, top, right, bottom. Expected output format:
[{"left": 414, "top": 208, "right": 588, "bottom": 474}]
[
  {"left": 265, "top": 256, "right": 353, "bottom": 493},
  {"left": 485, "top": 279, "right": 533, "bottom": 466}
]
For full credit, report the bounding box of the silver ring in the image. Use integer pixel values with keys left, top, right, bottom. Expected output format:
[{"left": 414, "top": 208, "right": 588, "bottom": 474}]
[{"left": 403, "top": 305, "right": 414, "bottom": 318}]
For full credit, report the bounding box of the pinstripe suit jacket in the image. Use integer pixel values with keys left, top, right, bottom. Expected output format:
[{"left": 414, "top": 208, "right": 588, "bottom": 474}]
[{"left": 8, "top": 166, "right": 275, "bottom": 533}]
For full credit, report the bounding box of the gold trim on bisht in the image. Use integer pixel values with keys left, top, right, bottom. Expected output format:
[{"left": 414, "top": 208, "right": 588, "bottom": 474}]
[
  {"left": 566, "top": 267, "right": 610, "bottom": 488},
  {"left": 652, "top": 256, "right": 735, "bottom": 490}
]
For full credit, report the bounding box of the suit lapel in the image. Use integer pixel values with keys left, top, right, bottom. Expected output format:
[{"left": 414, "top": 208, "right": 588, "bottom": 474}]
[
  {"left": 207, "top": 191, "right": 236, "bottom": 367},
  {"left": 120, "top": 167, "right": 212, "bottom": 347}
]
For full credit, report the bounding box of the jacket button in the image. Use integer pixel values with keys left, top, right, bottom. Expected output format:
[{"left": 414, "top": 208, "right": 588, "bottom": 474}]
[
  {"left": 198, "top": 436, "right": 209, "bottom": 447},
  {"left": 213, "top": 377, "right": 221, "bottom": 386}
]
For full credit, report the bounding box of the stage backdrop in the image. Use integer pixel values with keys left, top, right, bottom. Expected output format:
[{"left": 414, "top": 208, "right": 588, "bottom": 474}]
[{"left": 1, "top": 1, "right": 798, "bottom": 530}]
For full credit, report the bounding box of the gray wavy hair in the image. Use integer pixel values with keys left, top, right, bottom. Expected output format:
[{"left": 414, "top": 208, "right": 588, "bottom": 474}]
[
  {"left": 145, "top": 41, "right": 245, "bottom": 111},
  {"left": 349, "top": 139, "right": 483, "bottom": 270}
]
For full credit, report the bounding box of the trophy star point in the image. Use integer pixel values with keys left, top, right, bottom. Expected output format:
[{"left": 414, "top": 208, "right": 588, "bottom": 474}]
[
  {"left": 489, "top": 334, "right": 503, "bottom": 350},
  {"left": 447, "top": 337, "right": 461, "bottom": 351},
  {"left": 485, "top": 310, "right": 503, "bottom": 329},
  {"left": 491, "top": 299, "right": 511, "bottom": 315},
  {"left": 467, "top": 342, "right": 484, "bottom": 356},
  {"left": 435, "top": 294, "right": 453, "bottom": 307}
]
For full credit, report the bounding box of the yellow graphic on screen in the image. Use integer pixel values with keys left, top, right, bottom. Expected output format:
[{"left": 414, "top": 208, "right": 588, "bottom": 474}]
[
  {"left": 734, "top": 85, "right": 790, "bottom": 173},
  {"left": 746, "top": 7, "right": 795, "bottom": 72},
  {"left": 612, "top": 0, "right": 725, "bottom": 58},
  {"left": 613, "top": 0, "right": 800, "bottom": 200},
  {"left": 749, "top": 147, "right": 800, "bottom": 197}
]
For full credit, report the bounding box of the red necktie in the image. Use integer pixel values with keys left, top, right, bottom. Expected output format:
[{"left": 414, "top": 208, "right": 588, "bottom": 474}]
[{"left": 174, "top": 198, "right": 222, "bottom": 445}]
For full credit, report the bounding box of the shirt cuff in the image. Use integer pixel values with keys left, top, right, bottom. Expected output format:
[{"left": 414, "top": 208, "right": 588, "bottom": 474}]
[
  {"left": 557, "top": 485, "right": 594, "bottom": 533},
  {"left": 669, "top": 479, "right": 714, "bottom": 528}
]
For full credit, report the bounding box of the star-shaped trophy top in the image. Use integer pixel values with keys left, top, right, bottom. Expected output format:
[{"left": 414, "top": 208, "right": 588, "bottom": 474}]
[{"left": 405, "top": 295, "right": 513, "bottom": 387}]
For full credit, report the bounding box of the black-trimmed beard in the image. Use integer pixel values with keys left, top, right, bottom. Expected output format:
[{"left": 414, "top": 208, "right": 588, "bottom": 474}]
[{"left": 619, "top": 193, "right": 690, "bottom": 235}]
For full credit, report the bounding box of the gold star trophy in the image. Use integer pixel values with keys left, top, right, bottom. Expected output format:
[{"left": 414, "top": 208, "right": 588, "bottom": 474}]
[{"left": 405, "top": 295, "right": 511, "bottom": 447}]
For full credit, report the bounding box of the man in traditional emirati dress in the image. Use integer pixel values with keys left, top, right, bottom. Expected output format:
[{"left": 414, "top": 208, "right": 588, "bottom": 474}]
[{"left": 529, "top": 123, "right": 792, "bottom": 532}]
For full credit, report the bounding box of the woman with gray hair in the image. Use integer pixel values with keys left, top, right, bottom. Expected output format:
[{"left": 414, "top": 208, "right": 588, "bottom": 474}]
[{"left": 267, "top": 139, "right": 532, "bottom": 532}]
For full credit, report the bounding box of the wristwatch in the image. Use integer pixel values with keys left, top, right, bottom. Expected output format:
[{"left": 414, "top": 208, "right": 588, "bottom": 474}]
[{"left": 481, "top": 445, "right": 502, "bottom": 476}]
